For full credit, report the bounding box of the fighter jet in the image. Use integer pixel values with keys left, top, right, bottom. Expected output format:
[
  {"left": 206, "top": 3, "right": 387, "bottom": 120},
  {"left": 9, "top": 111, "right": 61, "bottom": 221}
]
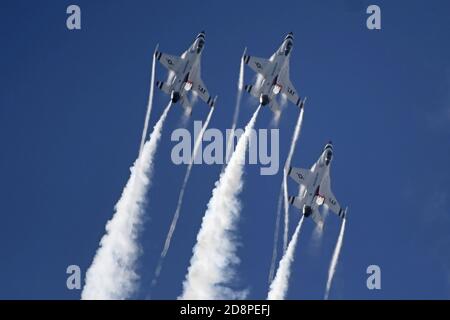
[
  {"left": 154, "top": 31, "right": 217, "bottom": 114},
  {"left": 243, "top": 32, "right": 304, "bottom": 114},
  {"left": 288, "top": 142, "right": 346, "bottom": 228}
]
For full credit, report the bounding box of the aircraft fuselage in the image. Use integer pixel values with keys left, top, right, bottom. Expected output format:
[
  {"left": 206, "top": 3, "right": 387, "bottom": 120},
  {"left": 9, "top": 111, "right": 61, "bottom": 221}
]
[{"left": 294, "top": 144, "right": 333, "bottom": 216}]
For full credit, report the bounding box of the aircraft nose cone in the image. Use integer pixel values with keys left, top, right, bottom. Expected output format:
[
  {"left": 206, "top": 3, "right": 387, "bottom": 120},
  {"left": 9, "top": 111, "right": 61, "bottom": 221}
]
[{"left": 196, "top": 31, "right": 206, "bottom": 39}]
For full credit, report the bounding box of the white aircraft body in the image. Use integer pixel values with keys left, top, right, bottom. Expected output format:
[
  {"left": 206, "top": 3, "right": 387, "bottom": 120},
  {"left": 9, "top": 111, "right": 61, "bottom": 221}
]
[
  {"left": 288, "top": 142, "right": 346, "bottom": 228},
  {"left": 155, "top": 31, "right": 216, "bottom": 114},
  {"left": 243, "top": 32, "right": 304, "bottom": 114}
]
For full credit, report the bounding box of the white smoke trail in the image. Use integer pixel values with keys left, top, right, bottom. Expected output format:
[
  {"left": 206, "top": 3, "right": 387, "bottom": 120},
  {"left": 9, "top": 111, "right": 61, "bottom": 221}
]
[
  {"left": 267, "top": 216, "right": 304, "bottom": 300},
  {"left": 225, "top": 53, "right": 245, "bottom": 163},
  {"left": 268, "top": 185, "right": 284, "bottom": 283},
  {"left": 324, "top": 217, "right": 347, "bottom": 300},
  {"left": 282, "top": 175, "right": 290, "bottom": 253},
  {"left": 139, "top": 49, "right": 158, "bottom": 155},
  {"left": 268, "top": 107, "right": 305, "bottom": 283},
  {"left": 82, "top": 102, "right": 172, "bottom": 300},
  {"left": 283, "top": 108, "right": 305, "bottom": 252},
  {"left": 152, "top": 107, "right": 215, "bottom": 285},
  {"left": 179, "top": 105, "right": 261, "bottom": 300}
]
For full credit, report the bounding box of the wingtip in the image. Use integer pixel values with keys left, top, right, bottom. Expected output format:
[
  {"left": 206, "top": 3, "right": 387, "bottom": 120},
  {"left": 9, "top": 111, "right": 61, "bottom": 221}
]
[
  {"left": 243, "top": 53, "right": 250, "bottom": 65},
  {"left": 242, "top": 47, "right": 247, "bottom": 58},
  {"left": 212, "top": 95, "right": 218, "bottom": 108},
  {"left": 301, "top": 96, "right": 307, "bottom": 107}
]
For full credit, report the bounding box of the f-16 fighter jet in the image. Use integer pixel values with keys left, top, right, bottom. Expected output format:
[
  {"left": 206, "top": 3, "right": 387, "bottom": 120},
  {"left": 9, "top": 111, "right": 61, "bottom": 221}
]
[
  {"left": 243, "top": 32, "right": 304, "bottom": 114},
  {"left": 288, "top": 142, "right": 346, "bottom": 228},
  {"left": 155, "top": 31, "right": 217, "bottom": 114}
]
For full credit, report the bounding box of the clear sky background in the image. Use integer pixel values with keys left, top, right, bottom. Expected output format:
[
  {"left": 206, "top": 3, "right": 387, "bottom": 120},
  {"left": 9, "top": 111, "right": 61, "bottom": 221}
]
[{"left": 1, "top": 0, "right": 449, "bottom": 299}]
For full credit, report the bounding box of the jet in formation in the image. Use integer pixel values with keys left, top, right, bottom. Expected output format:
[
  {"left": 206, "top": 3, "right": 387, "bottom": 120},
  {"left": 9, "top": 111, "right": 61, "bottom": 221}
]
[
  {"left": 243, "top": 32, "right": 305, "bottom": 114},
  {"left": 288, "top": 142, "right": 346, "bottom": 228},
  {"left": 155, "top": 31, "right": 217, "bottom": 114}
]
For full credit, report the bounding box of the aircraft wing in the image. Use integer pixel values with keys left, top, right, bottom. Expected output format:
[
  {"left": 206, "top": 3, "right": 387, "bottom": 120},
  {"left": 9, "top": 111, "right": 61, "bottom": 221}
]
[
  {"left": 281, "top": 77, "right": 303, "bottom": 108},
  {"left": 155, "top": 51, "right": 182, "bottom": 72},
  {"left": 288, "top": 167, "right": 312, "bottom": 186},
  {"left": 280, "top": 64, "right": 303, "bottom": 108},
  {"left": 243, "top": 55, "right": 270, "bottom": 76},
  {"left": 321, "top": 174, "right": 346, "bottom": 219},
  {"left": 192, "top": 75, "right": 216, "bottom": 107}
]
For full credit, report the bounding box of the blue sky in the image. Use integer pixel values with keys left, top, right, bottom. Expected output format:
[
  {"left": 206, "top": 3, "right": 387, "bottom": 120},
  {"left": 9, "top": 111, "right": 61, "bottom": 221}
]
[{"left": 0, "top": 0, "right": 449, "bottom": 299}]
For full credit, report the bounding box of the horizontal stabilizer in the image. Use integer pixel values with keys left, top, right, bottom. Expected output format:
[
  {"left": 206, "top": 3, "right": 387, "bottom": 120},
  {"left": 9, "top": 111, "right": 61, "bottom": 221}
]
[
  {"left": 288, "top": 195, "right": 303, "bottom": 210},
  {"left": 156, "top": 80, "right": 170, "bottom": 94}
]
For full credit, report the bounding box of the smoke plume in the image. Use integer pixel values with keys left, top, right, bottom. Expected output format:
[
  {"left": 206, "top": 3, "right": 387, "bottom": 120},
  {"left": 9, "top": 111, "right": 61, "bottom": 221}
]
[
  {"left": 82, "top": 102, "right": 172, "bottom": 300},
  {"left": 324, "top": 217, "right": 347, "bottom": 300},
  {"left": 179, "top": 106, "right": 261, "bottom": 300},
  {"left": 152, "top": 107, "right": 215, "bottom": 285},
  {"left": 139, "top": 50, "right": 157, "bottom": 155},
  {"left": 269, "top": 108, "right": 305, "bottom": 283},
  {"left": 268, "top": 216, "right": 304, "bottom": 300}
]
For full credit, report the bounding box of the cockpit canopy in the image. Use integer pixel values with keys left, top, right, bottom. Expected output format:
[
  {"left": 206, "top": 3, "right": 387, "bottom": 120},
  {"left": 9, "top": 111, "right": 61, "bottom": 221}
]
[
  {"left": 196, "top": 39, "right": 205, "bottom": 53},
  {"left": 284, "top": 40, "right": 293, "bottom": 56},
  {"left": 324, "top": 150, "right": 333, "bottom": 165}
]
